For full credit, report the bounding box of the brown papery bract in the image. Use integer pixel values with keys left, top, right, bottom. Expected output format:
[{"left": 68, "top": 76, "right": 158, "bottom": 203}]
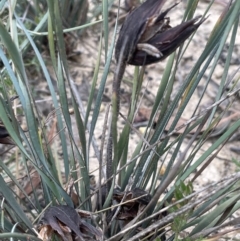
[{"left": 115, "top": 0, "right": 205, "bottom": 66}]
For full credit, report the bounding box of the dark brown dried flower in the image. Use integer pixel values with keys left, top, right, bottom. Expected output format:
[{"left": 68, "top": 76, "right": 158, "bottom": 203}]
[{"left": 115, "top": 0, "right": 205, "bottom": 66}]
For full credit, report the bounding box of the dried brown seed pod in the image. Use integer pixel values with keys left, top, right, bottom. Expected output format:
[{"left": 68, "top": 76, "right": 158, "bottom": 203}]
[{"left": 115, "top": 0, "right": 205, "bottom": 66}]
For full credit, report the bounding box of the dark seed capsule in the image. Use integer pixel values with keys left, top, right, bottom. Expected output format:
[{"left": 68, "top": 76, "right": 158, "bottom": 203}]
[{"left": 115, "top": 0, "right": 205, "bottom": 66}]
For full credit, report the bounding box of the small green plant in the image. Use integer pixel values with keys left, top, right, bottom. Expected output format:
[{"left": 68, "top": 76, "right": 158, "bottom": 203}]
[
  {"left": 232, "top": 158, "right": 240, "bottom": 172},
  {"left": 170, "top": 181, "right": 194, "bottom": 241}
]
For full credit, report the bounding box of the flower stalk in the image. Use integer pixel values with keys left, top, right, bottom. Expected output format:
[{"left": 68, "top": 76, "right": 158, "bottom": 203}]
[{"left": 106, "top": 0, "right": 205, "bottom": 210}]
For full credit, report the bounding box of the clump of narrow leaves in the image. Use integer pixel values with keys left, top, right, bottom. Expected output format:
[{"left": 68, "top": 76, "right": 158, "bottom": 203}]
[{"left": 0, "top": 0, "right": 239, "bottom": 240}]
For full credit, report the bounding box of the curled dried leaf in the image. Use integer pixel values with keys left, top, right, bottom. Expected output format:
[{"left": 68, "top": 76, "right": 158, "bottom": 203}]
[
  {"left": 39, "top": 205, "right": 102, "bottom": 241},
  {"left": 39, "top": 205, "right": 83, "bottom": 241}
]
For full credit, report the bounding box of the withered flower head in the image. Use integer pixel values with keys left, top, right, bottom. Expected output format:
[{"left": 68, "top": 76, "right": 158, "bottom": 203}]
[{"left": 115, "top": 0, "right": 205, "bottom": 66}]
